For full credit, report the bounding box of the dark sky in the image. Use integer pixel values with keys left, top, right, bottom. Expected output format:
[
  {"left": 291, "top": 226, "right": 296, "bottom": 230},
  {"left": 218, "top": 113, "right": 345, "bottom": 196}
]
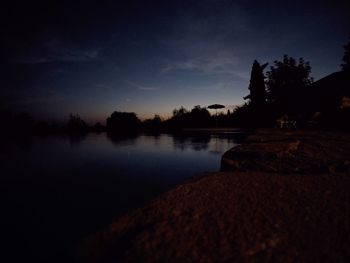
[{"left": 2, "top": 0, "right": 349, "bottom": 123}]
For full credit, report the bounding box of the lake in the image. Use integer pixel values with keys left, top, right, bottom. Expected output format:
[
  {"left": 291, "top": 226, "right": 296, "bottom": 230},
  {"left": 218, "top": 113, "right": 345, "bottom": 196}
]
[{"left": 1, "top": 131, "right": 245, "bottom": 262}]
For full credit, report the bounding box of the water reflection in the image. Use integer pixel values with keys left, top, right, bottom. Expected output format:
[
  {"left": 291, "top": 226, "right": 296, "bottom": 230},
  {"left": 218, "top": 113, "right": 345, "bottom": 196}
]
[
  {"left": 69, "top": 132, "right": 87, "bottom": 147},
  {"left": 106, "top": 131, "right": 138, "bottom": 146},
  {"left": 1, "top": 131, "right": 244, "bottom": 263},
  {"left": 172, "top": 134, "right": 211, "bottom": 151}
]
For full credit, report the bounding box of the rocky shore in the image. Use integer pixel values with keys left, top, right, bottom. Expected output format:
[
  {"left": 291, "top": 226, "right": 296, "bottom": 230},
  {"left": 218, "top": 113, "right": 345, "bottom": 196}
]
[
  {"left": 81, "top": 130, "right": 350, "bottom": 263},
  {"left": 221, "top": 129, "right": 350, "bottom": 174}
]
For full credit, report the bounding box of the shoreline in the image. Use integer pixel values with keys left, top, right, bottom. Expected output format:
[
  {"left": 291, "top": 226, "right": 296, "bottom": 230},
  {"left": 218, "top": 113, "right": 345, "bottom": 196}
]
[{"left": 80, "top": 129, "right": 350, "bottom": 262}]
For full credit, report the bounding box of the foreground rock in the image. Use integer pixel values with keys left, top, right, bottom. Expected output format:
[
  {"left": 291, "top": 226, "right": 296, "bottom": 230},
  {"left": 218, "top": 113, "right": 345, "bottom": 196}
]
[
  {"left": 81, "top": 130, "right": 350, "bottom": 263},
  {"left": 222, "top": 129, "right": 350, "bottom": 174}
]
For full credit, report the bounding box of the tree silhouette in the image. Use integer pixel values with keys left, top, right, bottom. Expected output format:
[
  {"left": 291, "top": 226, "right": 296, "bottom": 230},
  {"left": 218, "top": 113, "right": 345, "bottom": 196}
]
[
  {"left": 152, "top": 114, "right": 162, "bottom": 124},
  {"left": 341, "top": 40, "right": 350, "bottom": 72},
  {"left": 244, "top": 60, "right": 268, "bottom": 109},
  {"left": 172, "top": 106, "right": 188, "bottom": 117},
  {"left": 190, "top": 105, "right": 211, "bottom": 127},
  {"left": 143, "top": 114, "right": 162, "bottom": 130},
  {"left": 67, "top": 114, "right": 87, "bottom": 132},
  {"left": 106, "top": 111, "right": 140, "bottom": 132},
  {"left": 266, "top": 55, "right": 313, "bottom": 116},
  {"left": 166, "top": 105, "right": 212, "bottom": 128}
]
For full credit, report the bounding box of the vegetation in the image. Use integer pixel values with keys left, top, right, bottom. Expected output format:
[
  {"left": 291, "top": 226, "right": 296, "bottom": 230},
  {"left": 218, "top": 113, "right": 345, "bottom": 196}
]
[
  {"left": 2, "top": 40, "right": 349, "bottom": 133},
  {"left": 143, "top": 115, "right": 162, "bottom": 130},
  {"left": 266, "top": 55, "right": 313, "bottom": 116},
  {"left": 231, "top": 40, "right": 350, "bottom": 129},
  {"left": 341, "top": 40, "right": 350, "bottom": 72},
  {"left": 244, "top": 60, "right": 268, "bottom": 110},
  {"left": 106, "top": 111, "right": 141, "bottom": 132},
  {"left": 166, "top": 105, "right": 212, "bottom": 129},
  {"left": 67, "top": 114, "right": 87, "bottom": 132}
]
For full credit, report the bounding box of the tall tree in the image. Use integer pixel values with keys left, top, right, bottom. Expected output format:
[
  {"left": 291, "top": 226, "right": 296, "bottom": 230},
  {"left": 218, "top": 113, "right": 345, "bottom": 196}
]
[
  {"left": 244, "top": 60, "right": 268, "bottom": 109},
  {"left": 266, "top": 55, "right": 313, "bottom": 115},
  {"left": 341, "top": 40, "right": 350, "bottom": 72}
]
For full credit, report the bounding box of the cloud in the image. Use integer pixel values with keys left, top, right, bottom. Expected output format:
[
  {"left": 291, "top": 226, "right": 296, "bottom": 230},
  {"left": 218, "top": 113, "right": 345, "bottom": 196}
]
[
  {"left": 58, "top": 49, "right": 99, "bottom": 62},
  {"left": 13, "top": 57, "right": 50, "bottom": 64},
  {"left": 13, "top": 49, "right": 99, "bottom": 64},
  {"left": 10, "top": 96, "right": 65, "bottom": 105},
  {"left": 161, "top": 52, "right": 250, "bottom": 84},
  {"left": 162, "top": 52, "right": 241, "bottom": 75},
  {"left": 12, "top": 37, "right": 100, "bottom": 64},
  {"left": 158, "top": 1, "right": 252, "bottom": 79},
  {"left": 125, "top": 81, "right": 160, "bottom": 91},
  {"left": 6, "top": 86, "right": 67, "bottom": 106},
  {"left": 190, "top": 81, "right": 234, "bottom": 91},
  {"left": 138, "top": 87, "right": 159, "bottom": 91},
  {"left": 95, "top": 83, "right": 108, "bottom": 88}
]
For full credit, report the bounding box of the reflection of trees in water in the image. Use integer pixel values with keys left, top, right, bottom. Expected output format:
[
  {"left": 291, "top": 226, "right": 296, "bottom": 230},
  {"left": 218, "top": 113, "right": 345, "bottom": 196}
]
[
  {"left": 210, "top": 132, "right": 248, "bottom": 154},
  {"left": 216, "top": 132, "right": 248, "bottom": 144},
  {"left": 69, "top": 132, "right": 87, "bottom": 147},
  {"left": 172, "top": 136, "right": 187, "bottom": 151},
  {"left": 152, "top": 133, "right": 161, "bottom": 147},
  {"left": 172, "top": 134, "right": 211, "bottom": 152},
  {"left": 106, "top": 131, "right": 139, "bottom": 147},
  {"left": 172, "top": 132, "right": 245, "bottom": 154},
  {"left": 171, "top": 133, "right": 247, "bottom": 152},
  {"left": 142, "top": 131, "right": 161, "bottom": 147},
  {"left": 208, "top": 134, "right": 236, "bottom": 155},
  {"left": 106, "top": 131, "right": 246, "bottom": 152},
  {"left": 191, "top": 135, "right": 211, "bottom": 151},
  {"left": 208, "top": 135, "right": 222, "bottom": 155}
]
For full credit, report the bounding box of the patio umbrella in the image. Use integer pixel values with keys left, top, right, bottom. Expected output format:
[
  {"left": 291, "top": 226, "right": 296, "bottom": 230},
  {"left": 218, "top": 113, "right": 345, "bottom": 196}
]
[{"left": 208, "top": 104, "right": 225, "bottom": 127}]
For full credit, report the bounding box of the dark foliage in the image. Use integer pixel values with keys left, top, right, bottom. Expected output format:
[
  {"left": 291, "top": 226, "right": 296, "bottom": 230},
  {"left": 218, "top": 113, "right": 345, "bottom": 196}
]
[
  {"left": 231, "top": 55, "right": 314, "bottom": 128},
  {"left": 143, "top": 115, "right": 162, "bottom": 130},
  {"left": 166, "top": 105, "right": 212, "bottom": 128},
  {"left": 91, "top": 122, "right": 106, "bottom": 132},
  {"left": 172, "top": 106, "right": 188, "bottom": 117},
  {"left": 67, "top": 114, "right": 87, "bottom": 132},
  {"left": 244, "top": 60, "right": 268, "bottom": 109},
  {"left": 4, "top": 41, "right": 350, "bottom": 132},
  {"left": 235, "top": 60, "right": 271, "bottom": 128},
  {"left": 167, "top": 106, "right": 191, "bottom": 128},
  {"left": 266, "top": 55, "right": 313, "bottom": 117},
  {"left": 190, "top": 105, "right": 211, "bottom": 127},
  {"left": 228, "top": 103, "right": 274, "bottom": 128},
  {"left": 106, "top": 111, "right": 141, "bottom": 132},
  {"left": 341, "top": 40, "right": 350, "bottom": 72}
]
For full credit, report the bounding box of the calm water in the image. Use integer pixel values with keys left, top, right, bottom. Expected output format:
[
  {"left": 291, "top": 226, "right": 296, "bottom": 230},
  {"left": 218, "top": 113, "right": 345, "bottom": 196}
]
[{"left": 1, "top": 131, "right": 244, "bottom": 262}]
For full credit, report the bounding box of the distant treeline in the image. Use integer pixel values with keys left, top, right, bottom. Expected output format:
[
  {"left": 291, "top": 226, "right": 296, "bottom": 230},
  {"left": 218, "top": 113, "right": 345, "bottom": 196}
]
[
  {"left": 0, "top": 111, "right": 99, "bottom": 134},
  {"left": 1, "top": 40, "right": 349, "bottom": 133},
  {"left": 0, "top": 105, "right": 235, "bottom": 135}
]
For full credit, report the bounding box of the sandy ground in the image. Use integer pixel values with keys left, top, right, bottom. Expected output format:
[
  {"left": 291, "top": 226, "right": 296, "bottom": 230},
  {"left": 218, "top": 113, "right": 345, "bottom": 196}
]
[{"left": 81, "top": 130, "right": 350, "bottom": 263}]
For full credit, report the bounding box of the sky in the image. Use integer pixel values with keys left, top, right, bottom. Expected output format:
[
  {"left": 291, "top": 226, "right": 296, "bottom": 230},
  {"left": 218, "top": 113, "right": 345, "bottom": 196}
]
[{"left": 2, "top": 0, "right": 350, "bottom": 123}]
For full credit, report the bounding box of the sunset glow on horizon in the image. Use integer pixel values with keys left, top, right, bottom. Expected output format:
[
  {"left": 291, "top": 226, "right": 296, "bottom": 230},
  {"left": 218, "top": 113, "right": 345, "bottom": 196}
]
[{"left": 2, "top": 0, "right": 349, "bottom": 123}]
